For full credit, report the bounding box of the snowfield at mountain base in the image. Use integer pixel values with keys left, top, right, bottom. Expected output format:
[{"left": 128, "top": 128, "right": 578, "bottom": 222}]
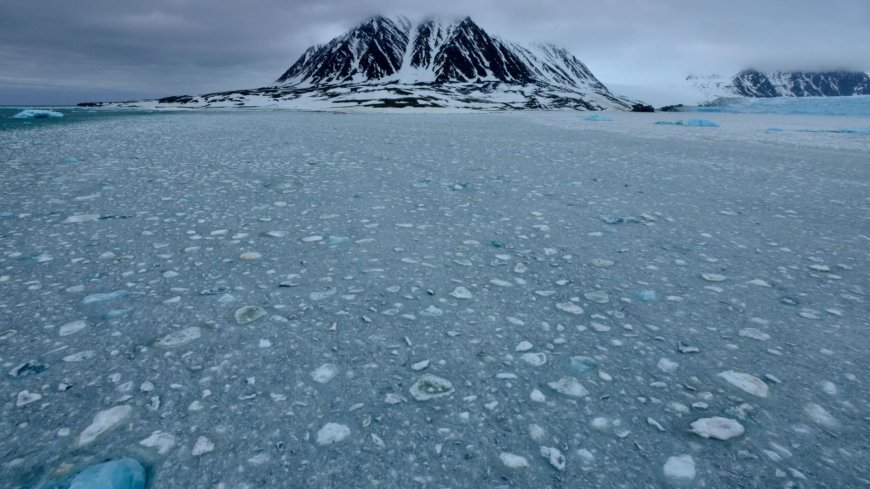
[{"left": 1, "top": 110, "right": 868, "bottom": 488}]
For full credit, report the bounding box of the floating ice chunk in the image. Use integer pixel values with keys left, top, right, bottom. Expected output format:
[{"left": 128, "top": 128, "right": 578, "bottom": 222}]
[
  {"left": 540, "top": 446, "right": 566, "bottom": 470},
  {"left": 265, "top": 230, "right": 287, "bottom": 238},
  {"left": 16, "top": 390, "right": 42, "bottom": 407},
  {"left": 450, "top": 286, "right": 473, "bottom": 300},
  {"left": 311, "top": 363, "right": 339, "bottom": 384},
  {"left": 420, "top": 305, "right": 443, "bottom": 317},
  {"left": 316, "top": 423, "right": 351, "bottom": 445},
  {"left": 689, "top": 417, "right": 744, "bottom": 440},
  {"left": 499, "top": 452, "right": 529, "bottom": 469},
  {"left": 584, "top": 291, "right": 610, "bottom": 304},
  {"left": 590, "top": 258, "right": 614, "bottom": 268},
  {"left": 547, "top": 377, "right": 589, "bottom": 398},
  {"left": 192, "top": 436, "right": 215, "bottom": 456},
  {"left": 718, "top": 370, "right": 769, "bottom": 398},
  {"left": 76, "top": 405, "right": 132, "bottom": 447},
  {"left": 701, "top": 273, "right": 726, "bottom": 282},
  {"left": 663, "top": 455, "right": 696, "bottom": 485},
  {"left": 234, "top": 306, "right": 267, "bottom": 324},
  {"left": 12, "top": 109, "right": 64, "bottom": 119},
  {"left": 59, "top": 320, "right": 87, "bottom": 336},
  {"left": 804, "top": 403, "right": 837, "bottom": 428},
  {"left": 821, "top": 381, "right": 837, "bottom": 395},
  {"left": 63, "top": 350, "right": 96, "bottom": 362},
  {"left": 747, "top": 279, "right": 771, "bottom": 287},
  {"left": 529, "top": 424, "right": 546, "bottom": 442},
  {"left": 739, "top": 328, "right": 771, "bottom": 341},
  {"left": 583, "top": 114, "right": 611, "bottom": 122},
  {"left": 154, "top": 327, "right": 201, "bottom": 348},
  {"left": 309, "top": 288, "right": 337, "bottom": 301},
  {"left": 302, "top": 235, "right": 323, "bottom": 242},
  {"left": 530, "top": 389, "right": 546, "bottom": 402},
  {"left": 63, "top": 214, "right": 101, "bottom": 223},
  {"left": 515, "top": 341, "right": 533, "bottom": 352},
  {"left": 327, "top": 235, "right": 350, "bottom": 245},
  {"left": 239, "top": 251, "right": 262, "bottom": 260},
  {"left": 139, "top": 431, "right": 176, "bottom": 455},
  {"left": 657, "top": 358, "right": 679, "bottom": 374},
  {"left": 409, "top": 374, "right": 454, "bottom": 401},
  {"left": 490, "top": 278, "right": 513, "bottom": 287},
  {"left": 520, "top": 352, "right": 547, "bottom": 367},
  {"left": 410, "top": 359, "right": 430, "bottom": 371},
  {"left": 636, "top": 289, "right": 657, "bottom": 302},
  {"left": 68, "top": 458, "right": 145, "bottom": 489},
  {"left": 569, "top": 356, "right": 597, "bottom": 375},
  {"left": 556, "top": 302, "right": 584, "bottom": 315},
  {"left": 83, "top": 290, "right": 129, "bottom": 304}
]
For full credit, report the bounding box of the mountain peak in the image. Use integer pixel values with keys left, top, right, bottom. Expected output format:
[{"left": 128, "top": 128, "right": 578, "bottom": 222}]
[{"left": 115, "top": 15, "right": 641, "bottom": 111}]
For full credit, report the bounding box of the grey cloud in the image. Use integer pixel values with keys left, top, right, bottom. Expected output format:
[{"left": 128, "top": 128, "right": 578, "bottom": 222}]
[{"left": 1, "top": 0, "right": 868, "bottom": 104}]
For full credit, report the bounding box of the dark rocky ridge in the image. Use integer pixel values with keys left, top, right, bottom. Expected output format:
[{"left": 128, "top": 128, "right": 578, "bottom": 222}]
[
  {"left": 731, "top": 69, "right": 870, "bottom": 97},
  {"left": 81, "top": 15, "right": 640, "bottom": 111}
]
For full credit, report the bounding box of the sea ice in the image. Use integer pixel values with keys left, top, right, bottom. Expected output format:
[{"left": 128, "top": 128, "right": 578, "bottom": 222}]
[
  {"left": 409, "top": 374, "right": 454, "bottom": 401},
  {"left": 154, "top": 327, "right": 201, "bottom": 348},
  {"left": 499, "top": 452, "right": 529, "bottom": 469},
  {"left": 547, "top": 377, "right": 589, "bottom": 398},
  {"left": 717, "top": 370, "right": 769, "bottom": 398},
  {"left": 689, "top": 417, "right": 744, "bottom": 440},
  {"left": 311, "top": 363, "right": 339, "bottom": 384},
  {"left": 234, "top": 306, "right": 267, "bottom": 324},
  {"left": 316, "top": 423, "right": 351, "bottom": 445},
  {"left": 68, "top": 458, "right": 145, "bottom": 489},
  {"left": 663, "top": 455, "right": 696, "bottom": 485},
  {"left": 191, "top": 436, "right": 215, "bottom": 456},
  {"left": 540, "top": 446, "right": 566, "bottom": 470},
  {"left": 804, "top": 403, "right": 837, "bottom": 428},
  {"left": 76, "top": 405, "right": 133, "bottom": 447}
]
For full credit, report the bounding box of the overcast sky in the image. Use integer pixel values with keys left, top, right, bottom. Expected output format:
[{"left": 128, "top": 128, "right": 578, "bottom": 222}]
[{"left": 1, "top": 0, "right": 868, "bottom": 105}]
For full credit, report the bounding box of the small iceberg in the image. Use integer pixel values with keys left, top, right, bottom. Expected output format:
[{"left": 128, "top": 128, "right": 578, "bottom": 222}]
[
  {"left": 655, "top": 119, "right": 719, "bottom": 128},
  {"left": 584, "top": 114, "right": 611, "bottom": 122},
  {"left": 12, "top": 109, "right": 64, "bottom": 119},
  {"left": 68, "top": 458, "right": 146, "bottom": 489}
]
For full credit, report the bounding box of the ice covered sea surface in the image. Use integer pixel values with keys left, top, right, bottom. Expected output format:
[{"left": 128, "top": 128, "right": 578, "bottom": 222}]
[{"left": 1, "top": 110, "right": 869, "bottom": 488}]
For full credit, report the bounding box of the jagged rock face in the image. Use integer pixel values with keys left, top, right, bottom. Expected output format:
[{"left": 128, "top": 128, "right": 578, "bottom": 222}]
[
  {"left": 731, "top": 69, "right": 870, "bottom": 97},
  {"left": 276, "top": 17, "right": 411, "bottom": 85},
  {"left": 274, "top": 15, "right": 620, "bottom": 96}
]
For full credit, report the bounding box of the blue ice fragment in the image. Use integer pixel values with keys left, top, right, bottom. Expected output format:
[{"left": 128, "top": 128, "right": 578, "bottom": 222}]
[
  {"left": 82, "top": 290, "right": 130, "bottom": 304},
  {"left": 64, "top": 157, "right": 79, "bottom": 164},
  {"left": 766, "top": 128, "right": 783, "bottom": 132},
  {"left": 569, "top": 356, "right": 598, "bottom": 375},
  {"left": 636, "top": 289, "right": 657, "bottom": 302},
  {"left": 103, "top": 308, "right": 133, "bottom": 320},
  {"left": 655, "top": 119, "right": 719, "bottom": 128},
  {"left": 12, "top": 109, "right": 64, "bottom": 119},
  {"left": 685, "top": 119, "right": 719, "bottom": 127},
  {"left": 327, "top": 235, "right": 349, "bottom": 246},
  {"left": 68, "top": 458, "right": 146, "bottom": 489},
  {"left": 584, "top": 114, "right": 611, "bottom": 122}
]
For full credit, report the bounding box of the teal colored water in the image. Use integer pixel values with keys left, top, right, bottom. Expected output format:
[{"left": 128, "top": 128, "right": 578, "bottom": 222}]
[{"left": 0, "top": 107, "right": 161, "bottom": 131}]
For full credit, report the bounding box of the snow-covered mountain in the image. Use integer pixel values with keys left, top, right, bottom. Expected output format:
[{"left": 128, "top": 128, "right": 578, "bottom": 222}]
[
  {"left": 729, "top": 70, "right": 870, "bottom": 97},
  {"left": 686, "top": 70, "right": 870, "bottom": 102},
  {"left": 81, "top": 16, "right": 643, "bottom": 111}
]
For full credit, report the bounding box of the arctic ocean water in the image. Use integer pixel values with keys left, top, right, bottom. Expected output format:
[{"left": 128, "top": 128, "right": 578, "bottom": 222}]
[{"left": 1, "top": 106, "right": 869, "bottom": 489}]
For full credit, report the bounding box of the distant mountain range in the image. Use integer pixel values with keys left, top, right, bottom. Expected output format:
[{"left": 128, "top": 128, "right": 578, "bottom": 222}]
[
  {"left": 688, "top": 70, "right": 870, "bottom": 101},
  {"left": 79, "top": 16, "right": 870, "bottom": 111},
  {"left": 82, "top": 16, "right": 643, "bottom": 111}
]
